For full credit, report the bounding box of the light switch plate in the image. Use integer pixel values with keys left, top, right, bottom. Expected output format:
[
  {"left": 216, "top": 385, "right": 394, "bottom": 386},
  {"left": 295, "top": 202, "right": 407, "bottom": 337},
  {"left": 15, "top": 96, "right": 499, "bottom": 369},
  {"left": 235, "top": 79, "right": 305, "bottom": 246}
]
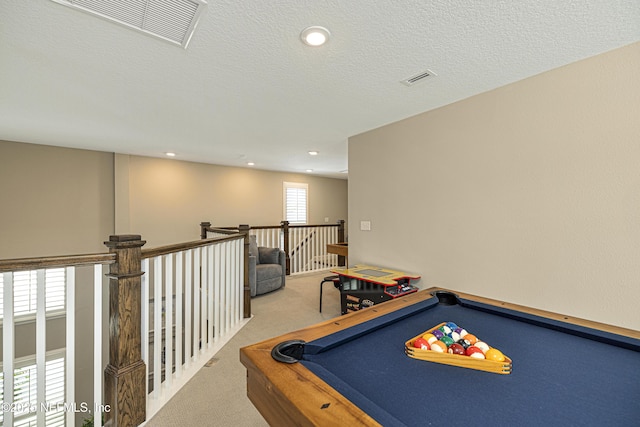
[{"left": 360, "top": 220, "right": 371, "bottom": 231}]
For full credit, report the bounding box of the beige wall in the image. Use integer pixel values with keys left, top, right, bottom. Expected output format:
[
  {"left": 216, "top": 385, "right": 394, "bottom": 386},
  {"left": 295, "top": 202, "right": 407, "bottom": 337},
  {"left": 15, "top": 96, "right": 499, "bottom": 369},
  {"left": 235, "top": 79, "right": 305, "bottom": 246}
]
[
  {"left": 0, "top": 140, "right": 115, "bottom": 258},
  {"left": 0, "top": 142, "right": 348, "bottom": 255},
  {"left": 348, "top": 42, "right": 640, "bottom": 329},
  {"left": 117, "top": 154, "right": 348, "bottom": 247}
]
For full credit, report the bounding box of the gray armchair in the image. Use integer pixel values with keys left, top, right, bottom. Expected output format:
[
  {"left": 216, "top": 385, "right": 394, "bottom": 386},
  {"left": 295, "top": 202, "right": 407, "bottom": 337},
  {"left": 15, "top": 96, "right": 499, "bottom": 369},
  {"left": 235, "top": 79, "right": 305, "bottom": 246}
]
[{"left": 248, "top": 235, "right": 286, "bottom": 297}]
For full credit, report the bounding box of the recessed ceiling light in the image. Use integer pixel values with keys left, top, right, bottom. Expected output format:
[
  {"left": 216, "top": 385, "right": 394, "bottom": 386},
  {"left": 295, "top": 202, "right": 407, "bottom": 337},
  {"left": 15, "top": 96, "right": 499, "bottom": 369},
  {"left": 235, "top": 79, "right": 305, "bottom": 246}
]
[
  {"left": 247, "top": 162, "right": 255, "bottom": 166},
  {"left": 165, "top": 152, "right": 176, "bottom": 157},
  {"left": 300, "top": 26, "right": 330, "bottom": 46},
  {"left": 308, "top": 151, "right": 319, "bottom": 155},
  {"left": 306, "top": 169, "right": 313, "bottom": 173}
]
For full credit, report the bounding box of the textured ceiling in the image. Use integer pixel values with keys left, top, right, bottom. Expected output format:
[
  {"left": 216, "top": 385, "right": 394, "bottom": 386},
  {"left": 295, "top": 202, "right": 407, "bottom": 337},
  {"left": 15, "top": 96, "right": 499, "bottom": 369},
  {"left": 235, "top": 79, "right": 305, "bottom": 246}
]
[{"left": 1, "top": 1, "right": 638, "bottom": 179}]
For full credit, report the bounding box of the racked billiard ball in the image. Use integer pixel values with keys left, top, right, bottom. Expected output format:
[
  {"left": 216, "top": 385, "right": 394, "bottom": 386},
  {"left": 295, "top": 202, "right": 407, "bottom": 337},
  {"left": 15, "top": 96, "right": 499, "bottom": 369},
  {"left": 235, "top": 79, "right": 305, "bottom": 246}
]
[
  {"left": 422, "top": 333, "right": 438, "bottom": 345},
  {"left": 432, "top": 330, "right": 445, "bottom": 340},
  {"left": 463, "top": 333, "right": 478, "bottom": 345},
  {"left": 439, "top": 325, "right": 452, "bottom": 335},
  {"left": 474, "top": 341, "right": 490, "bottom": 354},
  {"left": 454, "top": 327, "right": 468, "bottom": 338},
  {"left": 440, "top": 336, "right": 455, "bottom": 347},
  {"left": 485, "top": 348, "right": 506, "bottom": 362},
  {"left": 413, "top": 337, "right": 430, "bottom": 350},
  {"left": 448, "top": 343, "right": 466, "bottom": 355},
  {"left": 430, "top": 341, "right": 448, "bottom": 353},
  {"left": 456, "top": 338, "right": 471, "bottom": 350},
  {"left": 466, "top": 346, "right": 485, "bottom": 359}
]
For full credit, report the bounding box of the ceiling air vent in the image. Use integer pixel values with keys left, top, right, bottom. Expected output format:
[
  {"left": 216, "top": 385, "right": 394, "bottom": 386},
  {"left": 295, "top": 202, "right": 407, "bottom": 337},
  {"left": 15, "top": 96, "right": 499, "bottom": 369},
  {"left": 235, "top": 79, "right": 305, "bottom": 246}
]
[
  {"left": 50, "top": 0, "right": 207, "bottom": 49},
  {"left": 400, "top": 69, "right": 437, "bottom": 86}
]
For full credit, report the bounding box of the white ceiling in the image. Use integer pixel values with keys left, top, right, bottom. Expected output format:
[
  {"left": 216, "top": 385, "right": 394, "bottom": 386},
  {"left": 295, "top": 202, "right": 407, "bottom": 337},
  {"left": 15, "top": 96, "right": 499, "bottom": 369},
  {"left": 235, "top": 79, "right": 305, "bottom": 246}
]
[{"left": 1, "top": 1, "right": 638, "bottom": 179}]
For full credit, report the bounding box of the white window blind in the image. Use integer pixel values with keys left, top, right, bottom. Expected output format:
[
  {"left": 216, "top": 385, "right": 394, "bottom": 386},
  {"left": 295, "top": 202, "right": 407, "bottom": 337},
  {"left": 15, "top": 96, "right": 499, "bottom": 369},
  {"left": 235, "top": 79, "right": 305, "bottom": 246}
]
[
  {"left": 0, "top": 353, "right": 66, "bottom": 427},
  {"left": 0, "top": 268, "right": 66, "bottom": 318},
  {"left": 283, "top": 182, "right": 308, "bottom": 224}
]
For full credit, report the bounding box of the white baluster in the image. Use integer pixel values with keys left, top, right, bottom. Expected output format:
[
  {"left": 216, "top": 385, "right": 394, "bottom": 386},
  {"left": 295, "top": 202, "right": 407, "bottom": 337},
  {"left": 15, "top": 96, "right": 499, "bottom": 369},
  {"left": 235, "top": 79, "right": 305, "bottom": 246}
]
[
  {"left": 36, "top": 269, "right": 45, "bottom": 426},
  {"left": 201, "top": 246, "right": 208, "bottom": 350},
  {"left": 153, "top": 257, "right": 163, "bottom": 398},
  {"left": 238, "top": 240, "right": 245, "bottom": 323},
  {"left": 207, "top": 244, "right": 214, "bottom": 345},
  {"left": 164, "top": 254, "right": 173, "bottom": 390},
  {"left": 213, "top": 242, "right": 221, "bottom": 341},
  {"left": 93, "top": 264, "right": 103, "bottom": 425},
  {"left": 3, "top": 272, "right": 15, "bottom": 426},
  {"left": 66, "top": 267, "right": 76, "bottom": 427},
  {"left": 193, "top": 247, "right": 201, "bottom": 358},
  {"left": 184, "top": 249, "right": 192, "bottom": 368}
]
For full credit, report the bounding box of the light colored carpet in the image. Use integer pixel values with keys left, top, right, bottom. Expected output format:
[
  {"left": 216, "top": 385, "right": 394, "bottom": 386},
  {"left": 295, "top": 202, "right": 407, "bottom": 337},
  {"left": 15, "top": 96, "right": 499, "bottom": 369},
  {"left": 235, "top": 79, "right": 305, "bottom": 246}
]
[{"left": 145, "top": 271, "right": 342, "bottom": 426}]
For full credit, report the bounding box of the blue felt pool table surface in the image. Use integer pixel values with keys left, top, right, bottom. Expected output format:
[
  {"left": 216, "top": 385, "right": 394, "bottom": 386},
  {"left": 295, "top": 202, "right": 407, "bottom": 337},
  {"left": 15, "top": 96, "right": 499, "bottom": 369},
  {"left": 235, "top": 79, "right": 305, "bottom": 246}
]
[{"left": 302, "top": 293, "right": 640, "bottom": 426}]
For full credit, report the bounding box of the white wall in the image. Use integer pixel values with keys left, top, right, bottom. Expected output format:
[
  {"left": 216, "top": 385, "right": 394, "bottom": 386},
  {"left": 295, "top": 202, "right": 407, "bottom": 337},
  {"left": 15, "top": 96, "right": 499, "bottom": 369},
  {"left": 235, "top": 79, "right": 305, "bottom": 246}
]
[{"left": 348, "top": 42, "right": 640, "bottom": 329}]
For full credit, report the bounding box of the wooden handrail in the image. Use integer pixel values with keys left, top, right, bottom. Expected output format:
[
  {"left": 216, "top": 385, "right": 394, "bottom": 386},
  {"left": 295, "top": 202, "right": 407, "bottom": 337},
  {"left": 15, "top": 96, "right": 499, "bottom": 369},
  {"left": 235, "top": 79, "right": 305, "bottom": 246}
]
[
  {"left": 209, "top": 223, "right": 340, "bottom": 230},
  {"left": 142, "top": 234, "right": 244, "bottom": 259},
  {"left": 288, "top": 223, "right": 341, "bottom": 229},
  {"left": 210, "top": 228, "right": 239, "bottom": 234},
  {"left": 0, "top": 252, "right": 116, "bottom": 272},
  {"left": 199, "top": 221, "right": 238, "bottom": 238}
]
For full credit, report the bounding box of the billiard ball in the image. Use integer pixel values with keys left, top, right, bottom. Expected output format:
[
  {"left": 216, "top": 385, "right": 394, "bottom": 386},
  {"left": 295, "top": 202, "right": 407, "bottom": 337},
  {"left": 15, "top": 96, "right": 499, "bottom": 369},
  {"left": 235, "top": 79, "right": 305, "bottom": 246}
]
[
  {"left": 440, "top": 336, "right": 454, "bottom": 347},
  {"left": 456, "top": 339, "right": 471, "bottom": 350},
  {"left": 430, "top": 341, "right": 448, "bottom": 353},
  {"left": 485, "top": 348, "right": 506, "bottom": 362},
  {"left": 445, "top": 322, "right": 458, "bottom": 331},
  {"left": 466, "top": 346, "right": 485, "bottom": 359},
  {"left": 463, "top": 333, "right": 478, "bottom": 345},
  {"left": 454, "top": 327, "right": 468, "bottom": 338},
  {"left": 413, "top": 338, "right": 430, "bottom": 350},
  {"left": 432, "top": 330, "right": 445, "bottom": 339},
  {"left": 422, "top": 333, "right": 438, "bottom": 345},
  {"left": 449, "top": 331, "right": 461, "bottom": 341},
  {"left": 439, "top": 325, "right": 452, "bottom": 335},
  {"left": 474, "top": 341, "right": 490, "bottom": 354},
  {"left": 448, "top": 343, "right": 466, "bottom": 355}
]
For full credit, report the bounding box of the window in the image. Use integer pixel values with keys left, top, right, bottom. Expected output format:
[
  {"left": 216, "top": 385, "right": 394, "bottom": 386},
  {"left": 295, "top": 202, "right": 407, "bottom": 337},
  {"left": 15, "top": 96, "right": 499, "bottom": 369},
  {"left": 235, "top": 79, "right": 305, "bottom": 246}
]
[
  {"left": 0, "top": 352, "right": 66, "bottom": 427},
  {"left": 0, "top": 268, "right": 66, "bottom": 319},
  {"left": 283, "top": 182, "right": 308, "bottom": 224}
]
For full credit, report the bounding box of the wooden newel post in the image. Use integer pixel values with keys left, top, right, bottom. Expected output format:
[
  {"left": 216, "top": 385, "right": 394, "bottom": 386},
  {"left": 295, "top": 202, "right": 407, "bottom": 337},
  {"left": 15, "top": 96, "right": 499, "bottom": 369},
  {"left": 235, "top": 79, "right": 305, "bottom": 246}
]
[
  {"left": 280, "top": 220, "right": 291, "bottom": 275},
  {"left": 337, "top": 220, "right": 346, "bottom": 267},
  {"left": 200, "top": 221, "right": 212, "bottom": 239},
  {"left": 103, "top": 235, "right": 147, "bottom": 427},
  {"left": 238, "top": 225, "right": 252, "bottom": 318}
]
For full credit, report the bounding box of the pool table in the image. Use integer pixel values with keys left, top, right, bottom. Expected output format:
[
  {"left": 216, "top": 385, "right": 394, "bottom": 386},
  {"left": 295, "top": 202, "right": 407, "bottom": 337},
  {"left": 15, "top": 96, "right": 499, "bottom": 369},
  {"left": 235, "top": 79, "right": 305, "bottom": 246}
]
[{"left": 240, "top": 288, "right": 640, "bottom": 426}]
